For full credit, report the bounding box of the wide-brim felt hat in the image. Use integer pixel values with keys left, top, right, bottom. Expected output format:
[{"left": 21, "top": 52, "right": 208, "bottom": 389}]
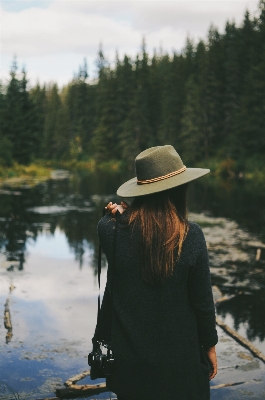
[{"left": 117, "top": 145, "right": 210, "bottom": 198}]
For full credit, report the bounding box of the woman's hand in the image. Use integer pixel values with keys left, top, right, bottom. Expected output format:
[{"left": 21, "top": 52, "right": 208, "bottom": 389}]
[
  {"left": 206, "top": 346, "right": 217, "bottom": 380},
  {"left": 105, "top": 201, "right": 128, "bottom": 215}
]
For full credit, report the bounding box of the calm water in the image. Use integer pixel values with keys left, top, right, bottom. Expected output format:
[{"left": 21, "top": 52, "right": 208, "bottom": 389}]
[{"left": 0, "top": 172, "right": 264, "bottom": 399}]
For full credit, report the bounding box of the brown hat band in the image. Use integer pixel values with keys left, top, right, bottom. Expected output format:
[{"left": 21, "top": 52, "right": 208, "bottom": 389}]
[{"left": 137, "top": 166, "right": 186, "bottom": 185}]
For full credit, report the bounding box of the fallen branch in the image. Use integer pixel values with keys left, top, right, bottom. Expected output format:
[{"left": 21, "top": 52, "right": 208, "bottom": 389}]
[
  {"left": 64, "top": 370, "right": 90, "bottom": 386},
  {"left": 216, "top": 317, "right": 265, "bottom": 363},
  {"left": 215, "top": 294, "right": 238, "bottom": 304},
  {"left": 56, "top": 382, "right": 107, "bottom": 399},
  {"left": 213, "top": 285, "right": 242, "bottom": 305},
  {"left": 211, "top": 381, "right": 244, "bottom": 389},
  {"left": 211, "top": 379, "right": 262, "bottom": 390},
  {"left": 218, "top": 364, "right": 242, "bottom": 370}
]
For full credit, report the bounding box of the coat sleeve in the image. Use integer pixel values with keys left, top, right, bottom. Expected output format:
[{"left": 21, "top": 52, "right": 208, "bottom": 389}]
[
  {"left": 97, "top": 214, "right": 115, "bottom": 258},
  {"left": 188, "top": 224, "right": 218, "bottom": 348}
]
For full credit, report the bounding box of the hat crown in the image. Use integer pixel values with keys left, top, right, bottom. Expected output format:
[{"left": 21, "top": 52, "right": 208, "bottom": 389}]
[{"left": 135, "top": 145, "right": 184, "bottom": 181}]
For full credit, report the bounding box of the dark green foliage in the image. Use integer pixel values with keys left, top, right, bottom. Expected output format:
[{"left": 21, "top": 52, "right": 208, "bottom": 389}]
[
  {"left": 235, "top": 48, "right": 265, "bottom": 157},
  {"left": 65, "top": 58, "right": 96, "bottom": 158},
  {"left": 30, "top": 83, "right": 46, "bottom": 159},
  {"left": 0, "top": 82, "right": 12, "bottom": 165},
  {"left": 42, "top": 83, "right": 64, "bottom": 159},
  {"left": 1, "top": 60, "right": 36, "bottom": 164},
  {"left": 0, "top": 3, "right": 264, "bottom": 169}
]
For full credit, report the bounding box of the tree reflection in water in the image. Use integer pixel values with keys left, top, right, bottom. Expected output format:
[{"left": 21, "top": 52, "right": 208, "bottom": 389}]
[
  {"left": 0, "top": 172, "right": 265, "bottom": 349},
  {"left": 0, "top": 172, "right": 126, "bottom": 272},
  {"left": 217, "top": 291, "right": 265, "bottom": 342}
]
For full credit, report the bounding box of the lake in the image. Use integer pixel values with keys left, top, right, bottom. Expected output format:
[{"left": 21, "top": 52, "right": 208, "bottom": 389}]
[{"left": 0, "top": 171, "right": 264, "bottom": 399}]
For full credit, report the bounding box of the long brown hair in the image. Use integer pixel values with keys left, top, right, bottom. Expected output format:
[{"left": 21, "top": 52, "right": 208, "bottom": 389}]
[{"left": 128, "top": 184, "right": 189, "bottom": 285}]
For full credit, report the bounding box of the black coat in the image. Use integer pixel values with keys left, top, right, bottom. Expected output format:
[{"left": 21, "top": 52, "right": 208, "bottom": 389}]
[{"left": 96, "top": 213, "right": 218, "bottom": 400}]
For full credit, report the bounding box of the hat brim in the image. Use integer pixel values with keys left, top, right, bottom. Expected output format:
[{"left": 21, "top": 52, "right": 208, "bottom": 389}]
[{"left": 117, "top": 168, "right": 210, "bottom": 197}]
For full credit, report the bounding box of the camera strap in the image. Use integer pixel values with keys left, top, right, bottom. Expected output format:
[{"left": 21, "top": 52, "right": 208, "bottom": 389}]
[{"left": 95, "top": 208, "right": 118, "bottom": 350}]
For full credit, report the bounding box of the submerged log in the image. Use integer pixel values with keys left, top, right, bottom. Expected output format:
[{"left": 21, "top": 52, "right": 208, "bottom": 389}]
[
  {"left": 56, "top": 382, "right": 107, "bottom": 399},
  {"left": 216, "top": 317, "right": 265, "bottom": 363},
  {"left": 4, "top": 298, "right": 13, "bottom": 343},
  {"left": 214, "top": 285, "right": 265, "bottom": 363},
  {"left": 4, "top": 299, "right": 12, "bottom": 330},
  {"left": 35, "top": 397, "right": 60, "bottom": 400},
  {"left": 256, "top": 248, "right": 261, "bottom": 261}
]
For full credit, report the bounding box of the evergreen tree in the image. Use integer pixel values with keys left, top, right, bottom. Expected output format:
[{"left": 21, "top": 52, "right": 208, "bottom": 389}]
[
  {"left": 65, "top": 59, "right": 95, "bottom": 158},
  {"left": 132, "top": 39, "right": 154, "bottom": 151},
  {"left": 19, "top": 68, "right": 36, "bottom": 162},
  {"left": 116, "top": 55, "right": 139, "bottom": 167},
  {"left": 30, "top": 83, "right": 47, "bottom": 159},
  {"left": 182, "top": 38, "right": 196, "bottom": 79},
  {"left": 238, "top": 11, "right": 258, "bottom": 84},
  {"left": 3, "top": 60, "right": 35, "bottom": 164},
  {"left": 203, "top": 26, "right": 225, "bottom": 154},
  {"left": 222, "top": 21, "right": 241, "bottom": 153},
  {"left": 181, "top": 76, "right": 208, "bottom": 163},
  {"left": 93, "top": 48, "right": 120, "bottom": 163},
  {"left": 0, "top": 81, "right": 12, "bottom": 165},
  {"left": 42, "top": 83, "right": 64, "bottom": 159},
  {"left": 235, "top": 48, "right": 265, "bottom": 158},
  {"left": 157, "top": 52, "right": 188, "bottom": 149}
]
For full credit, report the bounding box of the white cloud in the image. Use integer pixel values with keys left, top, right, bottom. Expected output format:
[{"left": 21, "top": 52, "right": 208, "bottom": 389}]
[
  {"left": 1, "top": 2, "right": 143, "bottom": 57},
  {"left": 2, "top": 0, "right": 259, "bottom": 57},
  {"left": 0, "top": 0, "right": 260, "bottom": 85}
]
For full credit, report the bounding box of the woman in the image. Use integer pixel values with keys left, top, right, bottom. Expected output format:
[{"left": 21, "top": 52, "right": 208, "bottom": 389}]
[{"left": 95, "top": 145, "right": 218, "bottom": 400}]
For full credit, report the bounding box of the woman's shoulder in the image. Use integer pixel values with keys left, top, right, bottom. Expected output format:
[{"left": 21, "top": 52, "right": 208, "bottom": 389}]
[
  {"left": 188, "top": 221, "right": 204, "bottom": 234},
  {"left": 186, "top": 221, "right": 206, "bottom": 245},
  {"left": 181, "top": 221, "right": 207, "bottom": 261}
]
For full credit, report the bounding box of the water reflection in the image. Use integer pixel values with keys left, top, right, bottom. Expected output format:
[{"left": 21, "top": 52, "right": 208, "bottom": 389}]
[
  {"left": 0, "top": 172, "right": 265, "bottom": 396},
  {"left": 217, "top": 291, "right": 265, "bottom": 342},
  {"left": 188, "top": 178, "right": 265, "bottom": 351},
  {"left": 189, "top": 178, "right": 265, "bottom": 241},
  {"left": 0, "top": 172, "right": 126, "bottom": 273}
]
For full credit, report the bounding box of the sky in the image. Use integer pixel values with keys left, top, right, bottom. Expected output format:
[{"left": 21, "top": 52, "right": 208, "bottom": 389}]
[{"left": 0, "top": 0, "right": 260, "bottom": 87}]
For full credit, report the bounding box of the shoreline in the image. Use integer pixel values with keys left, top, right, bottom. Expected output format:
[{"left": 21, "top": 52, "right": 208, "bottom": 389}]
[{"left": 0, "top": 157, "right": 264, "bottom": 188}]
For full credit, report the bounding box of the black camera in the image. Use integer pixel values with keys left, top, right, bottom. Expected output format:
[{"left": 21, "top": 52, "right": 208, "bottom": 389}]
[{"left": 88, "top": 341, "right": 115, "bottom": 378}]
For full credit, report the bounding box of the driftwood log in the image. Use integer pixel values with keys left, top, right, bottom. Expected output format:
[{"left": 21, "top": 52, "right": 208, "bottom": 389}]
[
  {"left": 64, "top": 369, "right": 90, "bottom": 386},
  {"left": 56, "top": 382, "right": 107, "bottom": 399}
]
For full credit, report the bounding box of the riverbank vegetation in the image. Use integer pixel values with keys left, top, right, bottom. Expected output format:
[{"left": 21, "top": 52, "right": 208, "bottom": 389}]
[{"left": 0, "top": 1, "right": 264, "bottom": 181}]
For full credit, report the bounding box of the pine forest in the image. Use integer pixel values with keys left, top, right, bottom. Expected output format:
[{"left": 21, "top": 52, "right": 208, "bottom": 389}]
[{"left": 0, "top": 1, "right": 265, "bottom": 177}]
